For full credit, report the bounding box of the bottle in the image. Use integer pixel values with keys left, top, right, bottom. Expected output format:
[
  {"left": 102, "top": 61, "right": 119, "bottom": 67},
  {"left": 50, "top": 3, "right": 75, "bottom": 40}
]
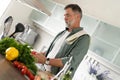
[{"left": 62, "top": 68, "right": 74, "bottom": 80}]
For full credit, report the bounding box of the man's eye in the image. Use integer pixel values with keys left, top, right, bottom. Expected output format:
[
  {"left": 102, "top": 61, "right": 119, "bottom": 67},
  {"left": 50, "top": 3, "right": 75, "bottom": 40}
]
[{"left": 67, "top": 15, "right": 70, "bottom": 17}]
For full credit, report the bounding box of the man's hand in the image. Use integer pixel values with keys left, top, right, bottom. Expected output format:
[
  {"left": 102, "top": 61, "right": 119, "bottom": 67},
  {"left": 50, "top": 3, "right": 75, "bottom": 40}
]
[
  {"left": 31, "top": 51, "right": 63, "bottom": 67},
  {"left": 32, "top": 53, "right": 46, "bottom": 64},
  {"left": 31, "top": 51, "right": 46, "bottom": 55},
  {"left": 34, "top": 75, "right": 41, "bottom": 80}
]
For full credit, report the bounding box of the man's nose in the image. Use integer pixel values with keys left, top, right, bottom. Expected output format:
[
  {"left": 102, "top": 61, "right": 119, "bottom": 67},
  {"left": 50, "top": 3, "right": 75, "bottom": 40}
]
[{"left": 64, "top": 17, "right": 68, "bottom": 21}]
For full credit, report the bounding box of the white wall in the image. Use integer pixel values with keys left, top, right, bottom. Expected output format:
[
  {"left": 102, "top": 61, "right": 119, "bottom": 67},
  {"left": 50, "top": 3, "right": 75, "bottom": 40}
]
[
  {"left": 54, "top": 0, "right": 120, "bottom": 27},
  {"left": 0, "top": 0, "right": 33, "bottom": 35},
  {"left": 0, "top": 0, "right": 11, "bottom": 18},
  {"left": 78, "top": 0, "right": 120, "bottom": 27}
]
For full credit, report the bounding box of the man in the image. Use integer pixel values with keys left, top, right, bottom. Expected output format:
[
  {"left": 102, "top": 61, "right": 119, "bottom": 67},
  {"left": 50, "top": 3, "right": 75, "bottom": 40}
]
[{"left": 33, "top": 4, "right": 90, "bottom": 78}]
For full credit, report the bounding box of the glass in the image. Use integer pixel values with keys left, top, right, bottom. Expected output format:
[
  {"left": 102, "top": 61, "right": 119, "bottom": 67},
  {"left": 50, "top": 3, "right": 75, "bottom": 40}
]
[
  {"left": 44, "top": 17, "right": 65, "bottom": 34},
  {"left": 80, "top": 15, "right": 99, "bottom": 35},
  {"left": 93, "top": 22, "right": 120, "bottom": 46},
  {"left": 89, "top": 37, "right": 118, "bottom": 61},
  {"left": 29, "top": 10, "right": 48, "bottom": 25},
  {"left": 114, "top": 52, "right": 120, "bottom": 66},
  {"left": 51, "top": 5, "right": 65, "bottom": 21},
  {"left": 39, "top": 0, "right": 56, "bottom": 11}
]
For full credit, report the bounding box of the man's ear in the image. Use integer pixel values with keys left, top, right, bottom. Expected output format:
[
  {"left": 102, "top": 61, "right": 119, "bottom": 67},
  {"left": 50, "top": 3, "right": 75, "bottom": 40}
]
[
  {"left": 78, "top": 14, "right": 81, "bottom": 18},
  {"left": 75, "top": 13, "right": 80, "bottom": 18}
]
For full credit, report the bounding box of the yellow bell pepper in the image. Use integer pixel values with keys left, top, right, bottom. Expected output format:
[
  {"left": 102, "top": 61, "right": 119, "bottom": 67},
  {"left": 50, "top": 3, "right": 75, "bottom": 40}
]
[{"left": 5, "top": 47, "right": 19, "bottom": 61}]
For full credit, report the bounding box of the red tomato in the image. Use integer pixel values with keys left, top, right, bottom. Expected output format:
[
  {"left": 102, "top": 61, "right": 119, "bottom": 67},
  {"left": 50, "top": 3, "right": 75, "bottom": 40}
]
[
  {"left": 22, "top": 65, "right": 27, "bottom": 70},
  {"left": 17, "top": 64, "right": 22, "bottom": 70},
  {"left": 21, "top": 68, "right": 27, "bottom": 75},
  {"left": 26, "top": 70, "right": 31, "bottom": 76},
  {"left": 29, "top": 73, "right": 35, "bottom": 80},
  {"left": 13, "top": 61, "right": 19, "bottom": 67},
  {"left": 31, "top": 51, "right": 37, "bottom": 55},
  {"left": 26, "top": 70, "right": 35, "bottom": 80}
]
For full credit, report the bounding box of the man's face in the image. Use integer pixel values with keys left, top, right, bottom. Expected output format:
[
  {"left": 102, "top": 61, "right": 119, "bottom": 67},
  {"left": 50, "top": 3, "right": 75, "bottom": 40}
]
[{"left": 64, "top": 8, "right": 77, "bottom": 27}]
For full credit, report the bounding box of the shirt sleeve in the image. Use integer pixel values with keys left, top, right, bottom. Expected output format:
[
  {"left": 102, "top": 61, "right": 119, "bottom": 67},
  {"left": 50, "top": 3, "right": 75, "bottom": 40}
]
[{"left": 61, "top": 57, "right": 70, "bottom": 65}]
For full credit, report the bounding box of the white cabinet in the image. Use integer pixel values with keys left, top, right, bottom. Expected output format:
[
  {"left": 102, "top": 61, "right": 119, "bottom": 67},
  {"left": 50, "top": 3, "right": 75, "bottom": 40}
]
[
  {"left": 29, "top": 0, "right": 65, "bottom": 36},
  {"left": 18, "top": 0, "right": 51, "bottom": 16},
  {"left": 89, "top": 21, "right": 120, "bottom": 67},
  {"left": 80, "top": 15, "right": 100, "bottom": 35},
  {"left": 80, "top": 14, "right": 120, "bottom": 68},
  {"left": 90, "top": 37, "right": 118, "bottom": 61},
  {"left": 114, "top": 52, "right": 120, "bottom": 66}
]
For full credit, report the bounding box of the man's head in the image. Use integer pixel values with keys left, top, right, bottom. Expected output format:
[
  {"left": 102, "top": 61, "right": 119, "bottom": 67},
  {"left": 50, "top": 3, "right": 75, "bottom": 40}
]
[{"left": 64, "top": 4, "right": 82, "bottom": 29}]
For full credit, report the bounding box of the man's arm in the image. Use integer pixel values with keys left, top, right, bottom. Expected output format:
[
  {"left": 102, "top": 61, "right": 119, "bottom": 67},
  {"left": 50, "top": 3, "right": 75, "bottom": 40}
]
[
  {"left": 48, "top": 58, "right": 63, "bottom": 67},
  {"left": 32, "top": 35, "right": 90, "bottom": 70},
  {"left": 32, "top": 53, "right": 64, "bottom": 67}
]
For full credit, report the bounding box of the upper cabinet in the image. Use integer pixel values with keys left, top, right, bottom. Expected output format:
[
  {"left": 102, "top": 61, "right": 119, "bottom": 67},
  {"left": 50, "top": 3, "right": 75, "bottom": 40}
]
[
  {"left": 80, "top": 15, "right": 99, "bottom": 35},
  {"left": 53, "top": 0, "right": 77, "bottom": 5},
  {"left": 90, "top": 22, "right": 120, "bottom": 66},
  {"left": 18, "top": 0, "right": 51, "bottom": 16},
  {"left": 29, "top": 0, "right": 65, "bottom": 36},
  {"left": 80, "top": 16, "right": 120, "bottom": 65}
]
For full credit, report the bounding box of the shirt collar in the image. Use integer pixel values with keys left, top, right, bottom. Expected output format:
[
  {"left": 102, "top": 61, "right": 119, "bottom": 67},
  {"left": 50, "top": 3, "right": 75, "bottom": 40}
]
[
  {"left": 72, "top": 27, "right": 83, "bottom": 33},
  {"left": 65, "top": 27, "right": 83, "bottom": 37},
  {"left": 66, "top": 27, "right": 83, "bottom": 33}
]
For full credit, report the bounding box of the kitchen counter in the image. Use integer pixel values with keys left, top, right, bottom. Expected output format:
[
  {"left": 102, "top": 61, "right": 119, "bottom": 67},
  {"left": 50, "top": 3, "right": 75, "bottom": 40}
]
[{"left": 0, "top": 54, "right": 27, "bottom": 80}]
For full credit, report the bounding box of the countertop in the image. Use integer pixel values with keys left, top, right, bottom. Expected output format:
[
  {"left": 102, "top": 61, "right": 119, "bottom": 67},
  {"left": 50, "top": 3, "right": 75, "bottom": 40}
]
[{"left": 0, "top": 54, "right": 27, "bottom": 80}]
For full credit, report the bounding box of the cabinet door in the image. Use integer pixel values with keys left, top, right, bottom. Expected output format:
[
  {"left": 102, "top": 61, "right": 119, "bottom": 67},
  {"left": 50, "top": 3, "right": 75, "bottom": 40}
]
[
  {"left": 80, "top": 15, "right": 99, "bottom": 35},
  {"left": 30, "top": 10, "right": 48, "bottom": 25},
  {"left": 90, "top": 21, "right": 120, "bottom": 67},
  {"left": 89, "top": 37, "right": 118, "bottom": 61},
  {"left": 18, "top": 0, "right": 51, "bottom": 15},
  {"left": 92, "top": 22, "right": 120, "bottom": 46},
  {"left": 114, "top": 52, "right": 120, "bottom": 66},
  {"left": 29, "top": 1, "right": 65, "bottom": 35}
]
